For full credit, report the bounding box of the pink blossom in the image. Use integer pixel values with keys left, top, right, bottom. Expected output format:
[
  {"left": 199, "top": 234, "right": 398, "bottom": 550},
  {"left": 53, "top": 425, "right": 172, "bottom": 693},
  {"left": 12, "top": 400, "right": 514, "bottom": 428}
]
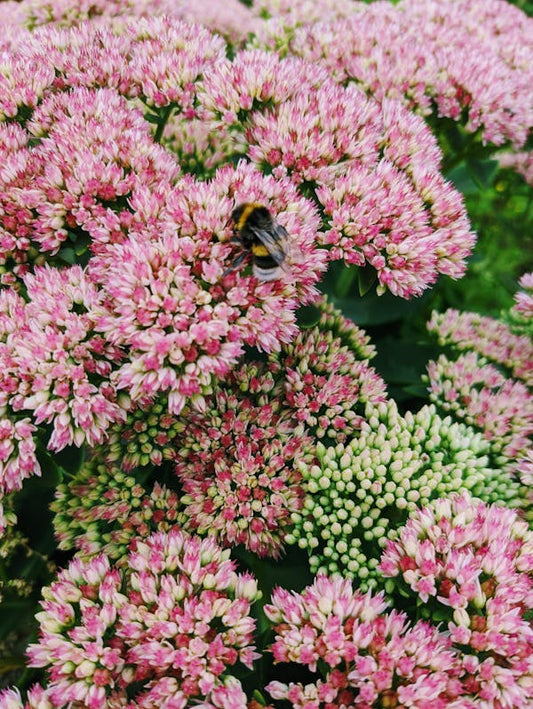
[
  {"left": 426, "top": 352, "right": 533, "bottom": 469},
  {"left": 284, "top": 0, "right": 533, "bottom": 148},
  {"left": 0, "top": 266, "right": 125, "bottom": 461},
  {"left": 265, "top": 575, "right": 456, "bottom": 707},
  {"left": 0, "top": 417, "right": 40, "bottom": 494},
  {"left": 199, "top": 50, "right": 331, "bottom": 126},
  {"left": 0, "top": 685, "right": 51, "bottom": 709},
  {"left": 27, "top": 531, "right": 258, "bottom": 707},
  {"left": 175, "top": 364, "right": 312, "bottom": 558},
  {"left": 92, "top": 163, "right": 326, "bottom": 413},
  {"left": 506, "top": 271, "right": 533, "bottom": 339},
  {"left": 277, "top": 309, "right": 387, "bottom": 441},
  {"left": 428, "top": 308, "right": 533, "bottom": 386},
  {"left": 380, "top": 493, "right": 533, "bottom": 707}
]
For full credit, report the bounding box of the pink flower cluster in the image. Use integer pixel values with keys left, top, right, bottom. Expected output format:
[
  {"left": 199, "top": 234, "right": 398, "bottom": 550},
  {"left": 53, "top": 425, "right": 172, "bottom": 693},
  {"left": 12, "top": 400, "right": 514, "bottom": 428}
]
[
  {"left": 275, "top": 306, "right": 386, "bottom": 441},
  {"left": 10, "top": 0, "right": 146, "bottom": 30},
  {"left": 0, "top": 13, "right": 477, "bottom": 302},
  {"left": 380, "top": 493, "right": 533, "bottom": 708},
  {"left": 0, "top": 0, "right": 257, "bottom": 46},
  {"left": 281, "top": 0, "right": 533, "bottom": 148},
  {"left": 0, "top": 266, "right": 125, "bottom": 494},
  {"left": 264, "top": 575, "right": 458, "bottom": 708},
  {"left": 92, "top": 162, "right": 326, "bottom": 415},
  {"left": 513, "top": 272, "right": 533, "bottom": 320},
  {"left": 427, "top": 308, "right": 533, "bottom": 386},
  {"left": 253, "top": 0, "right": 356, "bottom": 27},
  {"left": 0, "top": 685, "right": 49, "bottom": 709},
  {"left": 2, "top": 16, "right": 226, "bottom": 112},
  {"left": 499, "top": 150, "right": 533, "bottom": 187},
  {"left": 238, "top": 74, "right": 474, "bottom": 298},
  {"left": 426, "top": 352, "right": 533, "bottom": 470},
  {"left": 1, "top": 20, "right": 338, "bottom": 501},
  {"left": 175, "top": 364, "right": 312, "bottom": 559},
  {"left": 25, "top": 530, "right": 258, "bottom": 708},
  {"left": 507, "top": 272, "right": 533, "bottom": 339}
]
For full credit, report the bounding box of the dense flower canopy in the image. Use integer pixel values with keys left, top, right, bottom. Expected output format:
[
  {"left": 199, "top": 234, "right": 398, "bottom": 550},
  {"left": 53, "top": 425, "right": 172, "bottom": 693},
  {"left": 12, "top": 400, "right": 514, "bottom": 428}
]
[{"left": 0, "top": 0, "right": 531, "bottom": 707}]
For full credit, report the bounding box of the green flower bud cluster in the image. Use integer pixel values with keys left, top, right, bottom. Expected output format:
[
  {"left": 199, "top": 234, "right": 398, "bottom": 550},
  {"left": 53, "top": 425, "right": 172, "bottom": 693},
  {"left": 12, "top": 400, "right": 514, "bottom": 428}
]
[
  {"left": 52, "top": 452, "right": 183, "bottom": 565},
  {"left": 106, "top": 395, "right": 183, "bottom": 472},
  {"left": 288, "top": 400, "right": 523, "bottom": 592}
]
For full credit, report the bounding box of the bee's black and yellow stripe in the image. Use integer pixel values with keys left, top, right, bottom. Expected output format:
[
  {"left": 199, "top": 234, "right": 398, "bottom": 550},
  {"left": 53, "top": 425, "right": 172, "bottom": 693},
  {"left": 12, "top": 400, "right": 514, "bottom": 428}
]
[
  {"left": 251, "top": 243, "right": 270, "bottom": 258},
  {"left": 235, "top": 202, "right": 265, "bottom": 233}
]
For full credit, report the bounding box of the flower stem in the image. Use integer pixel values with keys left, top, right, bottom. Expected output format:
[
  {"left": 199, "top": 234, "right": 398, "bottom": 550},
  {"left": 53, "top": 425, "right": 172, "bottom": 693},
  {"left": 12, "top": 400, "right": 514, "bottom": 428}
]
[{"left": 153, "top": 105, "right": 174, "bottom": 143}]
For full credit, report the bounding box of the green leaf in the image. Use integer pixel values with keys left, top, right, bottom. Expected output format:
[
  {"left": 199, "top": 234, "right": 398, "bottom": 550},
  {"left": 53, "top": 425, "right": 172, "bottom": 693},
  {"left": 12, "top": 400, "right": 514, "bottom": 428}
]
[
  {"left": 252, "top": 690, "right": 269, "bottom": 706},
  {"left": 297, "top": 304, "right": 321, "bottom": 328},
  {"left": 372, "top": 338, "right": 437, "bottom": 385},
  {"left": 357, "top": 265, "right": 377, "bottom": 296},
  {"left": 403, "top": 383, "right": 430, "bottom": 398},
  {"left": 36, "top": 447, "right": 66, "bottom": 487},
  {"left": 446, "top": 163, "right": 479, "bottom": 194},
  {"left": 58, "top": 246, "right": 76, "bottom": 264},
  {"left": 334, "top": 264, "right": 358, "bottom": 298},
  {"left": 466, "top": 158, "right": 499, "bottom": 189},
  {"left": 332, "top": 290, "right": 429, "bottom": 326}
]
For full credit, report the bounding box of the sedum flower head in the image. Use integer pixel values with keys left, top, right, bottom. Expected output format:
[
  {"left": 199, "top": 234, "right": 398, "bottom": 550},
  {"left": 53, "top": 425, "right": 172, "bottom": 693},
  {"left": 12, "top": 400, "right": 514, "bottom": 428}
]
[
  {"left": 0, "top": 12, "right": 478, "bottom": 307},
  {"left": 253, "top": 0, "right": 357, "bottom": 27},
  {"left": 51, "top": 451, "right": 182, "bottom": 564},
  {"left": 426, "top": 352, "right": 533, "bottom": 472},
  {"left": 380, "top": 492, "right": 533, "bottom": 708},
  {"left": 27, "top": 530, "right": 259, "bottom": 708},
  {"left": 174, "top": 301, "right": 383, "bottom": 558},
  {"left": 0, "top": 83, "right": 180, "bottom": 275},
  {"left": 282, "top": 0, "right": 533, "bottom": 149},
  {"left": 0, "top": 268, "right": 125, "bottom": 494},
  {"left": 105, "top": 394, "right": 183, "bottom": 471},
  {"left": 271, "top": 313, "right": 387, "bottom": 443},
  {"left": 427, "top": 308, "right": 533, "bottom": 386},
  {"left": 175, "top": 362, "right": 312, "bottom": 559},
  {"left": 162, "top": 116, "right": 236, "bottom": 180},
  {"left": 289, "top": 400, "right": 521, "bottom": 590},
  {"left": 0, "top": 685, "right": 50, "bottom": 709},
  {"left": 506, "top": 271, "right": 533, "bottom": 339},
  {"left": 197, "top": 49, "right": 475, "bottom": 299},
  {"left": 264, "top": 574, "right": 457, "bottom": 708},
  {"left": 92, "top": 161, "right": 326, "bottom": 416}
]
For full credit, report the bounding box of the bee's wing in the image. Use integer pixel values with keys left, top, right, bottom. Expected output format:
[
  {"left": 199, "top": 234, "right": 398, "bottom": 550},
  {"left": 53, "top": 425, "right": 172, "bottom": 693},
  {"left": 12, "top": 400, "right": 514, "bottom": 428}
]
[{"left": 251, "top": 223, "right": 289, "bottom": 265}]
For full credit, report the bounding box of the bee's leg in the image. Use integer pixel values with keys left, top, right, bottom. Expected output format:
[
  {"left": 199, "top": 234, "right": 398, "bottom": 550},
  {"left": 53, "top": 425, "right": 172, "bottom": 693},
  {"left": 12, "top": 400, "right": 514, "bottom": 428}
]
[{"left": 222, "top": 251, "right": 248, "bottom": 278}]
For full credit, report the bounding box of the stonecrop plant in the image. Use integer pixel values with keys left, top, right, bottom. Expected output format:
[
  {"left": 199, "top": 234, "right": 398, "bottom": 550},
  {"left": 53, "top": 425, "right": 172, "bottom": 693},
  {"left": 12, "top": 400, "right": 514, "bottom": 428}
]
[{"left": 0, "top": 0, "right": 531, "bottom": 707}]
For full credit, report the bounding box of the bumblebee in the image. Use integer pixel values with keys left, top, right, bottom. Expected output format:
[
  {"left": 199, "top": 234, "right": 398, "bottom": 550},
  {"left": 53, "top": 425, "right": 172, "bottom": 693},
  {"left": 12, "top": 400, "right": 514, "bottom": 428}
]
[{"left": 230, "top": 202, "right": 289, "bottom": 281}]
